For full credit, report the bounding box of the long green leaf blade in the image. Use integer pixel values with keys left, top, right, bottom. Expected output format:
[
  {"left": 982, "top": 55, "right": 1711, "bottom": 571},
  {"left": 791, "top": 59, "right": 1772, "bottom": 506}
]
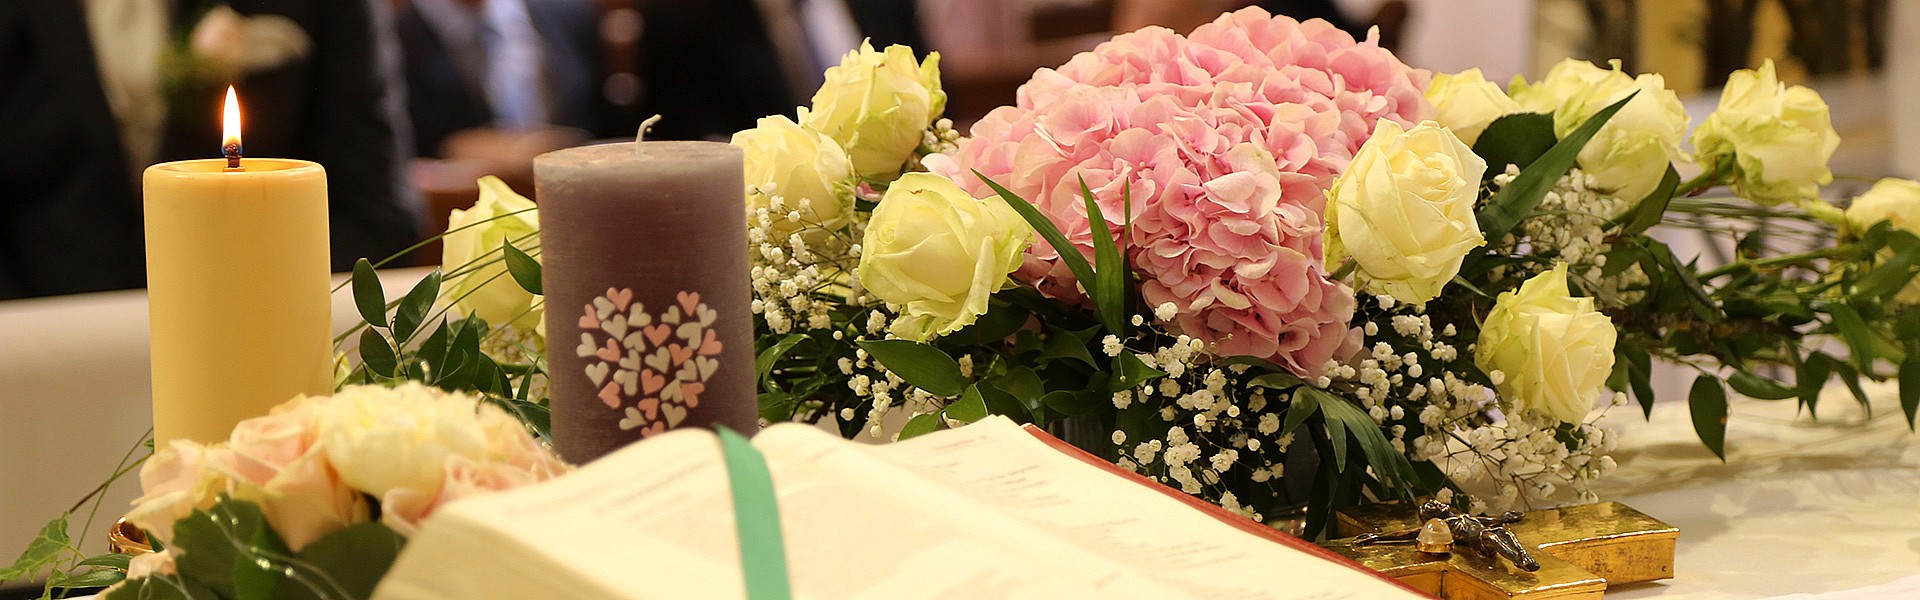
[
  {"left": 1078, "top": 176, "right": 1126, "bottom": 334},
  {"left": 1476, "top": 93, "right": 1636, "bottom": 244},
  {"left": 975, "top": 172, "right": 1102, "bottom": 320}
]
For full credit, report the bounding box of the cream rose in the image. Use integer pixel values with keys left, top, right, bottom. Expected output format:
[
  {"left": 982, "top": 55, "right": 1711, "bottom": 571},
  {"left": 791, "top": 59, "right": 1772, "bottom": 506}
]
[
  {"left": 1692, "top": 60, "right": 1840, "bottom": 206},
  {"left": 1325, "top": 120, "right": 1487, "bottom": 304},
  {"left": 858, "top": 172, "right": 1030, "bottom": 341},
  {"left": 208, "top": 397, "right": 369, "bottom": 551},
  {"left": 732, "top": 115, "right": 855, "bottom": 238},
  {"left": 1845, "top": 178, "right": 1920, "bottom": 303},
  {"left": 1426, "top": 68, "right": 1523, "bottom": 146},
  {"left": 1512, "top": 59, "right": 1689, "bottom": 202},
  {"left": 318, "top": 383, "right": 492, "bottom": 500},
  {"left": 124, "top": 441, "right": 225, "bottom": 545},
  {"left": 1475, "top": 264, "right": 1617, "bottom": 423},
  {"left": 442, "top": 176, "right": 543, "bottom": 332},
  {"left": 803, "top": 41, "right": 945, "bottom": 178}
]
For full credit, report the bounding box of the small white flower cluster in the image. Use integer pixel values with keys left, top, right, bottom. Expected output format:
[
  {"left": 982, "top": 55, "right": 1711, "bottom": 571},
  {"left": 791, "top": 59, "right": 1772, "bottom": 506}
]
[
  {"left": 920, "top": 118, "right": 961, "bottom": 157},
  {"left": 1345, "top": 296, "right": 1620, "bottom": 512},
  {"left": 1490, "top": 166, "right": 1647, "bottom": 308},
  {"left": 1110, "top": 330, "right": 1286, "bottom": 522},
  {"left": 746, "top": 182, "right": 875, "bottom": 335}
]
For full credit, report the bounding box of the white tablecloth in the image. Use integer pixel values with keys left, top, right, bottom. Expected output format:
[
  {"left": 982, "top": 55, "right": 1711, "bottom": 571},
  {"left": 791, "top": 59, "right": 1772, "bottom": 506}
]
[{"left": 1599, "top": 382, "right": 1920, "bottom": 599}]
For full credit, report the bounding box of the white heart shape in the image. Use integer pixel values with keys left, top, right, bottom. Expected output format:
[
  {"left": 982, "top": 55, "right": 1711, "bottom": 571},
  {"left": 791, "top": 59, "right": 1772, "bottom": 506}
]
[
  {"left": 696, "top": 356, "right": 719, "bottom": 380},
  {"left": 575, "top": 333, "right": 597, "bottom": 358},
  {"left": 663, "top": 306, "right": 682, "bottom": 325},
  {"left": 627, "top": 308, "right": 651, "bottom": 328},
  {"left": 677, "top": 323, "right": 703, "bottom": 347},
  {"left": 618, "top": 407, "right": 646, "bottom": 431},
  {"left": 602, "top": 317, "right": 628, "bottom": 339},
  {"left": 697, "top": 304, "right": 717, "bottom": 326},
  {"left": 663, "top": 403, "right": 688, "bottom": 426},
  {"left": 662, "top": 379, "right": 683, "bottom": 402},
  {"left": 593, "top": 296, "right": 616, "bottom": 320},
  {"left": 585, "top": 361, "right": 609, "bottom": 386}
]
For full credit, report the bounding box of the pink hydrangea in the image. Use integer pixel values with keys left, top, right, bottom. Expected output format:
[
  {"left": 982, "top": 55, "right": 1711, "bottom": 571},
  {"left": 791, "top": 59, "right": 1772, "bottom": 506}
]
[{"left": 930, "top": 7, "right": 1430, "bottom": 375}]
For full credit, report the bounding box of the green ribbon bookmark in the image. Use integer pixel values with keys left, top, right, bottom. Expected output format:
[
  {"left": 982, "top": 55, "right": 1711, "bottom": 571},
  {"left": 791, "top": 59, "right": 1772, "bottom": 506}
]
[{"left": 716, "top": 426, "right": 792, "bottom": 600}]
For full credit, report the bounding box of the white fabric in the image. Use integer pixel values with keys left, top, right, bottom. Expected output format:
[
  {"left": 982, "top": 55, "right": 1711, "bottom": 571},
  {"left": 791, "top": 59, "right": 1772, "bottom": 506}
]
[{"left": 1598, "top": 382, "right": 1920, "bottom": 599}]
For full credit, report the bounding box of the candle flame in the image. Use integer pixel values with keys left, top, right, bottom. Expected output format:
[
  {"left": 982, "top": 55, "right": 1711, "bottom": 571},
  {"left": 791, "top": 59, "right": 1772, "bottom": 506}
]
[{"left": 222, "top": 86, "right": 242, "bottom": 160}]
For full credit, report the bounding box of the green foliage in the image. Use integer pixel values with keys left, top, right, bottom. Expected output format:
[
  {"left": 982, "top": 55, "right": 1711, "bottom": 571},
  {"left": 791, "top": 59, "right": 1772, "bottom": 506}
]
[
  {"left": 1469, "top": 112, "right": 1556, "bottom": 174},
  {"left": 0, "top": 517, "right": 68, "bottom": 582},
  {"left": 1614, "top": 167, "right": 1680, "bottom": 235},
  {"left": 501, "top": 239, "right": 543, "bottom": 295},
  {"left": 855, "top": 339, "right": 968, "bottom": 397},
  {"left": 977, "top": 172, "right": 1127, "bottom": 334},
  {"left": 1474, "top": 93, "right": 1635, "bottom": 247},
  {"left": 350, "top": 259, "right": 387, "bottom": 329},
  {"left": 272, "top": 523, "right": 405, "bottom": 600},
  {"left": 1688, "top": 376, "right": 1729, "bottom": 460},
  {"left": 102, "top": 498, "right": 407, "bottom": 600}
]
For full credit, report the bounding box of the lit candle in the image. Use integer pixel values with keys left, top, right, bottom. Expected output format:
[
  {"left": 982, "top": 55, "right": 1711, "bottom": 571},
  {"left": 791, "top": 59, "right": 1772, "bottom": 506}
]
[
  {"left": 143, "top": 87, "right": 333, "bottom": 444},
  {"left": 536, "top": 138, "right": 755, "bottom": 463}
]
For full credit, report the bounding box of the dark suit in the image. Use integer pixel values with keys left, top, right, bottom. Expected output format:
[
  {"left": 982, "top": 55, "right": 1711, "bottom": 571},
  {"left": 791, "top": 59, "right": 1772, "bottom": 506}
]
[
  {"left": 0, "top": 0, "right": 422, "bottom": 300},
  {"left": 393, "top": 0, "right": 608, "bottom": 157}
]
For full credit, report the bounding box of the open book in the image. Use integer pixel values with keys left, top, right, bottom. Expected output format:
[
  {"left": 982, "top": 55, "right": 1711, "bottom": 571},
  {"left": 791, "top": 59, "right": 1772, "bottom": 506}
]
[{"left": 373, "top": 417, "right": 1421, "bottom": 599}]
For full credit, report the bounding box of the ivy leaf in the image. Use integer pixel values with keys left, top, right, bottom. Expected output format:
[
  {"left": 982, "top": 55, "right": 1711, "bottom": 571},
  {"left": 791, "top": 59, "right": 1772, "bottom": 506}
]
[
  {"left": 359, "top": 328, "right": 398, "bottom": 378},
  {"left": 1469, "top": 112, "right": 1556, "bottom": 174},
  {"left": 271, "top": 522, "right": 405, "bottom": 600},
  {"left": 48, "top": 568, "right": 126, "bottom": 591},
  {"left": 393, "top": 270, "right": 443, "bottom": 344},
  {"left": 1475, "top": 93, "right": 1635, "bottom": 245},
  {"left": 1689, "top": 375, "right": 1729, "bottom": 460},
  {"left": 351, "top": 259, "right": 388, "bottom": 329},
  {"left": 502, "top": 239, "right": 543, "bottom": 295},
  {"left": 0, "top": 516, "right": 68, "bottom": 581},
  {"left": 856, "top": 339, "right": 967, "bottom": 397},
  {"left": 898, "top": 413, "right": 942, "bottom": 440}
]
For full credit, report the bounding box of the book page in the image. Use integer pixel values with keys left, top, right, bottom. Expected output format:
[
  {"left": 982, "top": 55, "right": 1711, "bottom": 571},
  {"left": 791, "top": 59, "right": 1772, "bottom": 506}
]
[{"left": 752, "top": 417, "right": 1419, "bottom": 600}]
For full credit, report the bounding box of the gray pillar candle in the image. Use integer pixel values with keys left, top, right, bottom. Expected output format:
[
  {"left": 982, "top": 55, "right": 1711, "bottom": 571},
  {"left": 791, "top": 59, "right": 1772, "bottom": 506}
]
[{"left": 535, "top": 141, "right": 755, "bottom": 463}]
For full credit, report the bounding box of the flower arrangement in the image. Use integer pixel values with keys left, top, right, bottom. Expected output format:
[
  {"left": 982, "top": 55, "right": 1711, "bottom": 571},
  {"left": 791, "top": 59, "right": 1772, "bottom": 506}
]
[
  {"left": 100, "top": 384, "right": 566, "bottom": 598},
  {"left": 737, "top": 6, "right": 1920, "bottom": 536}
]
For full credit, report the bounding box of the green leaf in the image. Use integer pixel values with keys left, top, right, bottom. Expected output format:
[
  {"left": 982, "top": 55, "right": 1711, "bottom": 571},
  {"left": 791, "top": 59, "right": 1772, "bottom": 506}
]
[
  {"left": 1078, "top": 176, "right": 1128, "bottom": 334},
  {"left": 947, "top": 298, "right": 1030, "bottom": 345},
  {"left": 76, "top": 553, "right": 134, "bottom": 571},
  {"left": 271, "top": 522, "right": 405, "bottom": 600},
  {"left": 1614, "top": 166, "right": 1680, "bottom": 235},
  {"left": 169, "top": 497, "right": 277, "bottom": 597},
  {"left": 898, "top": 413, "right": 942, "bottom": 440},
  {"left": 0, "top": 516, "right": 68, "bottom": 581},
  {"left": 103, "top": 575, "right": 200, "bottom": 600},
  {"left": 755, "top": 334, "right": 808, "bottom": 392},
  {"left": 1834, "top": 363, "right": 1874, "bottom": 416},
  {"left": 416, "top": 319, "right": 451, "bottom": 377},
  {"left": 1040, "top": 390, "right": 1108, "bottom": 417},
  {"left": 1900, "top": 353, "right": 1919, "bottom": 431},
  {"left": 502, "top": 239, "right": 543, "bottom": 295},
  {"left": 1040, "top": 326, "right": 1099, "bottom": 368},
  {"left": 1281, "top": 390, "right": 1318, "bottom": 439},
  {"left": 1798, "top": 352, "right": 1834, "bottom": 418},
  {"left": 1469, "top": 112, "right": 1556, "bottom": 173},
  {"left": 975, "top": 380, "right": 1035, "bottom": 424},
  {"left": 1311, "top": 388, "right": 1416, "bottom": 498},
  {"left": 1621, "top": 345, "right": 1656, "bottom": 419},
  {"left": 993, "top": 367, "right": 1045, "bottom": 406},
  {"left": 1248, "top": 372, "right": 1305, "bottom": 390},
  {"left": 758, "top": 392, "right": 796, "bottom": 423},
  {"left": 944, "top": 385, "right": 989, "bottom": 422},
  {"left": 1109, "top": 352, "right": 1167, "bottom": 391},
  {"left": 1475, "top": 93, "right": 1636, "bottom": 245},
  {"left": 359, "top": 328, "right": 398, "bottom": 378},
  {"left": 393, "top": 270, "right": 443, "bottom": 343},
  {"left": 1727, "top": 370, "right": 1797, "bottom": 400},
  {"left": 351, "top": 259, "right": 388, "bottom": 329},
  {"left": 49, "top": 568, "right": 127, "bottom": 591},
  {"left": 1825, "top": 303, "right": 1878, "bottom": 372},
  {"left": 976, "top": 172, "right": 1107, "bottom": 330},
  {"left": 1688, "top": 375, "right": 1729, "bottom": 460},
  {"left": 856, "top": 339, "right": 968, "bottom": 397},
  {"left": 1647, "top": 240, "right": 1722, "bottom": 322}
]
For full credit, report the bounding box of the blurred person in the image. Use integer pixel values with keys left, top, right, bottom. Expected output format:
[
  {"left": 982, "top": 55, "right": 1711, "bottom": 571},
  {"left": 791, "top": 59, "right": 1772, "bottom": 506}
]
[
  {"left": 0, "top": 0, "right": 423, "bottom": 300},
  {"left": 1115, "top": 0, "right": 1404, "bottom": 48},
  {"left": 391, "top": 0, "right": 607, "bottom": 158},
  {"left": 635, "top": 0, "right": 925, "bottom": 141}
]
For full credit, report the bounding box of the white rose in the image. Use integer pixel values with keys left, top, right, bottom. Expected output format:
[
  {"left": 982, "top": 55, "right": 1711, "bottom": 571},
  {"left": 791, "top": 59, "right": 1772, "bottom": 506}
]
[
  {"left": 441, "top": 176, "right": 543, "bottom": 332},
  {"left": 1845, "top": 178, "right": 1920, "bottom": 303},
  {"left": 1692, "top": 60, "right": 1840, "bottom": 206},
  {"left": 858, "top": 173, "right": 1031, "bottom": 341},
  {"left": 803, "top": 42, "right": 945, "bottom": 178},
  {"left": 731, "top": 115, "right": 855, "bottom": 238},
  {"left": 1325, "top": 120, "right": 1487, "bottom": 304},
  {"left": 1512, "top": 59, "right": 1689, "bottom": 201},
  {"left": 1426, "top": 68, "right": 1523, "bottom": 146},
  {"left": 1475, "top": 264, "right": 1618, "bottom": 423},
  {"left": 318, "top": 383, "right": 491, "bottom": 499}
]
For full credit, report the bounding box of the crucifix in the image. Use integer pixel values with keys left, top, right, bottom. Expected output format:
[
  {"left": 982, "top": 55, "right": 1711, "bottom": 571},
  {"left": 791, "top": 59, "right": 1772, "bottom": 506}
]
[{"left": 1319, "top": 501, "right": 1678, "bottom": 599}]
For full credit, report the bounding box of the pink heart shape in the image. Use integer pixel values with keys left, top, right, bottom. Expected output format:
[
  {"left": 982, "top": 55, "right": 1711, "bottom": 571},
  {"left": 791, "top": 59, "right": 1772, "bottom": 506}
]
[
  {"left": 596, "top": 338, "right": 621, "bottom": 362},
  {"left": 680, "top": 382, "right": 705, "bottom": 408},
  {"left": 644, "top": 324, "right": 672, "bottom": 347},
  {"left": 578, "top": 304, "right": 598, "bottom": 329},
  {"left": 607, "top": 287, "right": 634, "bottom": 312},
  {"left": 668, "top": 344, "right": 694, "bottom": 367},
  {"left": 641, "top": 370, "right": 666, "bottom": 395},
  {"left": 698, "top": 329, "right": 723, "bottom": 357},
  {"left": 637, "top": 397, "right": 660, "bottom": 419},
  {"left": 641, "top": 422, "right": 666, "bottom": 437},
  {"left": 598, "top": 383, "right": 622, "bottom": 409},
  {"left": 676, "top": 291, "right": 700, "bottom": 316}
]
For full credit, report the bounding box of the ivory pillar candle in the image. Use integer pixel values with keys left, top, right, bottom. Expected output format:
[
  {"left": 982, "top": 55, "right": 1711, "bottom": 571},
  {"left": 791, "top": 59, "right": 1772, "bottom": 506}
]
[
  {"left": 536, "top": 141, "right": 755, "bottom": 463},
  {"left": 143, "top": 88, "right": 332, "bottom": 445}
]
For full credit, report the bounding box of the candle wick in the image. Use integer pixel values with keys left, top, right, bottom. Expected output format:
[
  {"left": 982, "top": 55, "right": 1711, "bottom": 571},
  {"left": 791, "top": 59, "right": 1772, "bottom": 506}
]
[
  {"left": 224, "top": 142, "right": 243, "bottom": 170},
  {"left": 635, "top": 114, "right": 663, "bottom": 145}
]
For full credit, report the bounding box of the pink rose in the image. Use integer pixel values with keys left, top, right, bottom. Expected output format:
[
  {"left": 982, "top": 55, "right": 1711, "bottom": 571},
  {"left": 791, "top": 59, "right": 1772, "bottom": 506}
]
[
  {"left": 125, "top": 441, "right": 222, "bottom": 545},
  {"left": 207, "top": 397, "right": 369, "bottom": 551},
  {"left": 380, "top": 455, "right": 543, "bottom": 536}
]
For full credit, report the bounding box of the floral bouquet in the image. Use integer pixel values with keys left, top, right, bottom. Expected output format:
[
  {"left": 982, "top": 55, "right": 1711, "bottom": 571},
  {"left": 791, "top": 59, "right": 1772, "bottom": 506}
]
[{"left": 738, "top": 7, "right": 1920, "bottom": 536}]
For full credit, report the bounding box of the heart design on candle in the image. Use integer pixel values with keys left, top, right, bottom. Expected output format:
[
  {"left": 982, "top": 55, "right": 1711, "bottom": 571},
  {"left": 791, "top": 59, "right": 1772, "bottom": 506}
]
[{"left": 583, "top": 288, "right": 722, "bottom": 434}]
